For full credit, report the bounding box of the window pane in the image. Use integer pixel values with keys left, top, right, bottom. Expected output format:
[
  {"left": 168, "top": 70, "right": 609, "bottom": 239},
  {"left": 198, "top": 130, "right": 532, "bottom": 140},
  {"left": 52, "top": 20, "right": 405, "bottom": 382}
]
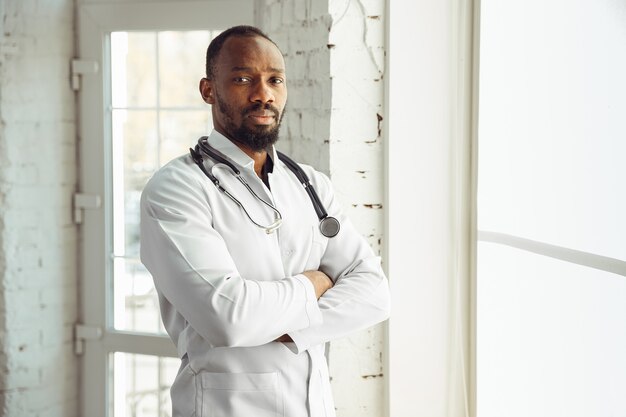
[
  {"left": 111, "top": 353, "right": 179, "bottom": 417},
  {"left": 478, "top": 0, "right": 626, "bottom": 260},
  {"left": 159, "top": 110, "right": 212, "bottom": 165},
  {"left": 477, "top": 242, "right": 626, "bottom": 417},
  {"left": 111, "top": 111, "right": 160, "bottom": 335},
  {"left": 158, "top": 31, "right": 215, "bottom": 107},
  {"left": 113, "top": 258, "right": 164, "bottom": 334},
  {"left": 112, "top": 109, "right": 158, "bottom": 258},
  {"left": 110, "top": 31, "right": 214, "bottom": 334},
  {"left": 112, "top": 32, "right": 157, "bottom": 108}
]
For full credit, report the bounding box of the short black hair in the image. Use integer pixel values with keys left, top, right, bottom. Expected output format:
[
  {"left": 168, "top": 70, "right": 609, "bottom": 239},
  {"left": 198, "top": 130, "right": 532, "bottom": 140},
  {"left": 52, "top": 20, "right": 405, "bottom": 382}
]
[{"left": 205, "top": 25, "right": 278, "bottom": 79}]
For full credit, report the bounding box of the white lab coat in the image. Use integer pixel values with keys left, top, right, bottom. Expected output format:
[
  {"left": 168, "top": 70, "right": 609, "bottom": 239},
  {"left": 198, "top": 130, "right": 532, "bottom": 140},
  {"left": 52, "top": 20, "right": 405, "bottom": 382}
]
[{"left": 140, "top": 130, "right": 391, "bottom": 417}]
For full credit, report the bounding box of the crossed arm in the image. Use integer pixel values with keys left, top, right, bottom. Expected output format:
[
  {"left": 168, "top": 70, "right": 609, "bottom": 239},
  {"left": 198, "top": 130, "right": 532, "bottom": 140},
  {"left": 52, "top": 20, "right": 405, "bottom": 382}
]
[
  {"left": 140, "top": 163, "right": 390, "bottom": 352},
  {"left": 303, "top": 270, "right": 335, "bottom": 299},
  {"left": 274, "top": 270, "right": 333, "bottom": 343}
]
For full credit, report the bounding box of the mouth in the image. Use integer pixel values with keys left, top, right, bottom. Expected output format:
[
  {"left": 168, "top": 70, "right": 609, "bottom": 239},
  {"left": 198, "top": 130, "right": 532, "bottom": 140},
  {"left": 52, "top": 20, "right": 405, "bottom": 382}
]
[
  {"left": 246, "top": 111, "right": 277, "bottom": 125},
  {"left": 244, "top": 105, "right": 280, "bottom": 125},
  {"left": 248, "top": 115, "right": 275, "bottom": 125}
]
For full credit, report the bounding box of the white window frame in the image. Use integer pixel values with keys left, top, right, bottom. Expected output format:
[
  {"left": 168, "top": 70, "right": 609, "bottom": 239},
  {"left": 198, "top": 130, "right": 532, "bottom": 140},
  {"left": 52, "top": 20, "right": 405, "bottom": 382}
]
[
  {"left": 76, "top": 2, "right": 253, "bottom": 416},
  {"left": 385, "top": 1, "right": 480, "bottom": 416}
]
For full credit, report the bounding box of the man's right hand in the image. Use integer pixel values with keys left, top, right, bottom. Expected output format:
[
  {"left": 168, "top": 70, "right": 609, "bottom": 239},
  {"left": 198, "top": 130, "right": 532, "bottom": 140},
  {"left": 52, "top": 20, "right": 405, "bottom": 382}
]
[{"left": 302, "top": 270, "right": 334, "bottom": 299}]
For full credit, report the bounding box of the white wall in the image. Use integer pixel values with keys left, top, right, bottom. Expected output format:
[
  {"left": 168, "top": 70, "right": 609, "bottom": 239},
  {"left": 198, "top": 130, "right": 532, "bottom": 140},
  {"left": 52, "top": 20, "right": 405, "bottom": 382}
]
[
  {"left": 0, "top": 1, "right": 78, "bottom": 416},
  {"left": 386, "top": 1, "right": 475, "bottom": 416},
  {"left": 257, "top": 1, "right": 387, "bottom": 416}
]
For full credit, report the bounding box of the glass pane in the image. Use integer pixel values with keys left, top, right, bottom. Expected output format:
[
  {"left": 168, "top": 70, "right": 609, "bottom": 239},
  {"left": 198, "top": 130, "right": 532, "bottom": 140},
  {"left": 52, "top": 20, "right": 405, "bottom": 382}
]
[
  {"left": 112, "top": 109, "right": 158, "bottom": 258},
  {"left": 112, "top": 32, "right": 157, "bottom": 108},
  {"left": 477, "top": 0, "right": 626, "bottom": 260},
  {"left": 112, "top": 352, "right": 179, "bottom": 417},
  {"left": 112, "top": 108, "right": 160, "bottom": 333},
  {"left": 158, "top": 31, "right": 214, "bottom": 107},
  {"left": 477, "top": 242, "right": 626, "bottom": 417},
  {"left": 159, "top": 110, "right": 212, "bottom": 165},
  {"left": 110, "top": 30, "right": 214, "bottom": 334},
  {"left": 113, "top": 258, "right": 164, "bottom": 334}
]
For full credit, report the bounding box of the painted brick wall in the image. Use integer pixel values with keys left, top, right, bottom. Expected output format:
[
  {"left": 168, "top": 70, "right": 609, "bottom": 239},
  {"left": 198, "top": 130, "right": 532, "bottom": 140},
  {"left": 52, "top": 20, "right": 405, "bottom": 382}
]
[
  {"left": 0, "top": 1, "right": 79, "bottom": 416},
  {"left": 256, "top": 0, "right": 334, "bottom": 174},
  {"left": 257, "top": 1, "right": 387, "bottom": 415}
]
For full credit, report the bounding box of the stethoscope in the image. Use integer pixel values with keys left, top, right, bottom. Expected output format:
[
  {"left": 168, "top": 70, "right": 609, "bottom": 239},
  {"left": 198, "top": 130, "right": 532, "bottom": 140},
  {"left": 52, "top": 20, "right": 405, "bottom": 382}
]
[{"left": 189, "top": 137, "right": 340, "bottom": 238}]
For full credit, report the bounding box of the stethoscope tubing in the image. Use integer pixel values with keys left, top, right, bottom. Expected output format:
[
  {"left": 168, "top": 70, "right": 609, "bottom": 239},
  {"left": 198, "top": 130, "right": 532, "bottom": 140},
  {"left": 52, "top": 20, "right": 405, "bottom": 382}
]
[
  {"left": 276, "top": 151, "right": 340, "bottom": 237},
  {"left": 190, "top": 137, "right": 340, "bottom": 238},
  {"left": 190, "top": 143, "right": 283, "bottom": 233}
]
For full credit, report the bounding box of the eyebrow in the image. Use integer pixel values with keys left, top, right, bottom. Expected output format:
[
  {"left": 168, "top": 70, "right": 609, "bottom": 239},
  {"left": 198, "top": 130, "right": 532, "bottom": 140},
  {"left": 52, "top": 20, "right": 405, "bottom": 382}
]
[{"left": 230, "top": 66, "right": 285, "bottom": 73}]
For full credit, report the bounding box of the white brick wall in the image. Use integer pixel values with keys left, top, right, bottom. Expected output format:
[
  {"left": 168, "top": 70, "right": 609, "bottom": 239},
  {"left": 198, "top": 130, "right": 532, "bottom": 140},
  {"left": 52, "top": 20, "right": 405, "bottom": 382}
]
[
  {"left": 0, "top": 0, "right": 78, "bottom": 416},
  {"left": 257, "top": 1, "right": 387, "bottom": 415},
  {"left": 256, "top": 0, "right": 334, "bottom": 173}
]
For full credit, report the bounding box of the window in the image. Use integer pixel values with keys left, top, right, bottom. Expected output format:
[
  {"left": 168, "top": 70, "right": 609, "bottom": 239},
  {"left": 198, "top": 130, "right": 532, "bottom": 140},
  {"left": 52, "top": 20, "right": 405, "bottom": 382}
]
[
  {"left": 388, "top": 1, "right": 625, "bottom": 416},
  {"left": 109, "top": 30, "right": 215, "bottom": 417},
  {"left": 110, "top": 30, "right": 217, "bottom": 335},
  {"left": 476, "top": 1, "right": 626, "bottom": 416},
  {"left": 76, "top": 2, "right": 252, "bottom": 416}
]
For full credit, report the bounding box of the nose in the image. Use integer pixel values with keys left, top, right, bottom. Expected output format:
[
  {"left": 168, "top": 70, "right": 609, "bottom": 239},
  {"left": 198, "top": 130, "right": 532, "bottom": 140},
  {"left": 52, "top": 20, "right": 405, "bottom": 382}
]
[{"left": 249, "top": 80, "right": 274, "bottom": 104}]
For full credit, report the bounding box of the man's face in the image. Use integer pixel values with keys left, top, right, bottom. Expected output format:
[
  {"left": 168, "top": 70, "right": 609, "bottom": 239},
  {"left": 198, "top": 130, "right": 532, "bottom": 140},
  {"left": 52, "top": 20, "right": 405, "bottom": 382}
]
[{"left": 200, "top": 35, "right": 287, "bottom": 152}]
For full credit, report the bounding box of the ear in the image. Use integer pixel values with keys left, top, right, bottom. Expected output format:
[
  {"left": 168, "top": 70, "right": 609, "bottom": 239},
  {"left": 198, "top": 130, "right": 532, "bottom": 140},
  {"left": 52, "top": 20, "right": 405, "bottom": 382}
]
[{"left": 199, "top": 78, "right": 215, "bottom": 105}]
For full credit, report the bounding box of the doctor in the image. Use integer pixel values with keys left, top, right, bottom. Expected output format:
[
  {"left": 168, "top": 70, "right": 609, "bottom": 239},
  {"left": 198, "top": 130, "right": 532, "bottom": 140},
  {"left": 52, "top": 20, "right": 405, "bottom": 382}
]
[{"left": 140, "top": 25, "right": 390, "bottom": 417}]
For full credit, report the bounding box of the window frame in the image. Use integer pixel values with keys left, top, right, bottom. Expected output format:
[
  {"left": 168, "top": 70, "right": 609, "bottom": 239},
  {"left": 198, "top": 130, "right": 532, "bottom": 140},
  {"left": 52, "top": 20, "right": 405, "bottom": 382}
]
[{"left": 76, "top": 2, "right": 254, "bottom": 416}]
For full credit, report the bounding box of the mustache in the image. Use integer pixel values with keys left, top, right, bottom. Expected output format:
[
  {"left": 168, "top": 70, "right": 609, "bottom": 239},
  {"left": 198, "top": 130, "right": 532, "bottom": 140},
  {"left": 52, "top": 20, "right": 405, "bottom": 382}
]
[{"left": 242, "top": 102, "right": 281, "bottom": 118}]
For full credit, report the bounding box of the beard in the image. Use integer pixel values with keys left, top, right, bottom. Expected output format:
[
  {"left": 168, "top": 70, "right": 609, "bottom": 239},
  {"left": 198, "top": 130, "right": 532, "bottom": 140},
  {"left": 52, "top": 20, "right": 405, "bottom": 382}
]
[{"left": 216, "top": 92, "right": 284, "bottom": 152}]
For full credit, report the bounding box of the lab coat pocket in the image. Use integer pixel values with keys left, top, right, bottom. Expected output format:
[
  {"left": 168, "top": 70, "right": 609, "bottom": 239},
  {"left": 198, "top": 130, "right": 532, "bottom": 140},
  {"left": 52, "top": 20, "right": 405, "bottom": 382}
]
[
  {"left": 305, "top": 226, "right": 329, "bottom": 270},
  {"left": 200, "top": 371, "right": 283, "bottom": 417}
]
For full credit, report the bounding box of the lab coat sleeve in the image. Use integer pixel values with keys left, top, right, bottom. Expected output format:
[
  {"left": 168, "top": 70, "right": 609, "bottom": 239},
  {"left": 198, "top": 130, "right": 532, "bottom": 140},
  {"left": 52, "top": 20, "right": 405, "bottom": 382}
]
[
  {"left": 288, "top": 171, "right": 391, "bottom": 353},
  {"left": 140, "top": 162, "right": 323, "bottom": 348}
]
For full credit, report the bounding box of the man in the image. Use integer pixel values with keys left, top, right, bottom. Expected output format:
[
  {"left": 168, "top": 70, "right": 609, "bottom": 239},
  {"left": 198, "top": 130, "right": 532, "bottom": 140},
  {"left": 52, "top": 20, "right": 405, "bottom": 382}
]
[{"left": 140, "top": 25, "right": 390, "bottom": 417}]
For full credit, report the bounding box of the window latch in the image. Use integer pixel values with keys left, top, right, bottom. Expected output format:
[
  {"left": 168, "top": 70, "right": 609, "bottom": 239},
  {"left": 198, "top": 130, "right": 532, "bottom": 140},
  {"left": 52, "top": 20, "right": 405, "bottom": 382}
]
[
  {"left": 74, "top": 324, "right": 103, "bottom": 355},
  {"left": 73, "top": 193, "right": 102, "bottom": 224},
  {"left": 71, "top": 59, "right": 99, "bottom": 91}
]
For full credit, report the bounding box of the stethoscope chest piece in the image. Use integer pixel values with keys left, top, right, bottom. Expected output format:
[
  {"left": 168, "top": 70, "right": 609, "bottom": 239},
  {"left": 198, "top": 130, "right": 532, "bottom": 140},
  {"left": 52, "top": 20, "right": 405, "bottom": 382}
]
[{"left": 320, "top": 216, "right": 340, "bottom": 238}]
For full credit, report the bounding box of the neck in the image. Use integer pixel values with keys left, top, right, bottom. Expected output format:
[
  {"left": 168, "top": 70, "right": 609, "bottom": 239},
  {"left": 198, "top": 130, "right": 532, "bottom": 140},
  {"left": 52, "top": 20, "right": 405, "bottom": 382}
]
[
  {"left": 217, "top": 128, "right": 269, "bottom": 178},
  {"left": 226, "top": 138, "right": 267, "bottom": 178},
  {"left": 239, "top": 145, "right": 268, "bottom": 178}
]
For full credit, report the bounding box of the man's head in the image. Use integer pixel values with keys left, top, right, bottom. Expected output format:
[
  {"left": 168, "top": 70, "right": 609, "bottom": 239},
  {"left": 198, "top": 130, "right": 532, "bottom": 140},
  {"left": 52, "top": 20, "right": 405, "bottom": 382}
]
[{"left": 199, "top": 26, "right": 287, "bottom": 152}]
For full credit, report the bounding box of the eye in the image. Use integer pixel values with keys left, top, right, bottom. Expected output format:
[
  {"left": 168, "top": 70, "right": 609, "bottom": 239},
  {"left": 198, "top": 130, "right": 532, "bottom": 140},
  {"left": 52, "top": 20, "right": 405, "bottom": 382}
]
[
  {"left": 233, "top": 76, "right": 251, "bottom": 84},
  {"left": 270, "top": 77, "right": 285, "bottom": 85}
]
